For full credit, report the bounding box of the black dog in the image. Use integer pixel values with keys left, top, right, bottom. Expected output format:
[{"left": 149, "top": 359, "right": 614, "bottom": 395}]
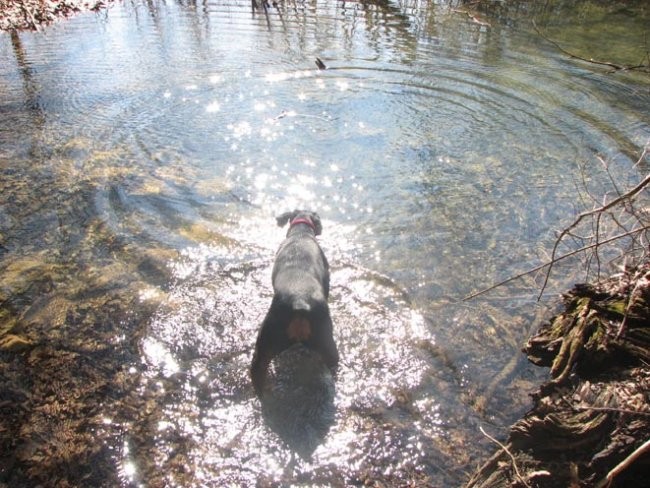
[{"left": 251, "top": 210, "right": 339, "bottom": 395}]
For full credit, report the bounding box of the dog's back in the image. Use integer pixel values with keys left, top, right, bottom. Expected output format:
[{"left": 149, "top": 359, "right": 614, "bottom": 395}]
[
  {"left": 251, "top": 211, "right": 339, "bottom": 395},
  {"left": 273, "top": 231, "right": 329, "bottom": 304}
]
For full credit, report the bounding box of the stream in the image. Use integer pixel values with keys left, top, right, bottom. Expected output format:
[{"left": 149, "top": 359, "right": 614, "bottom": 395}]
[{"left": 1, "top": 0, "right": 649, "bottom": 485}]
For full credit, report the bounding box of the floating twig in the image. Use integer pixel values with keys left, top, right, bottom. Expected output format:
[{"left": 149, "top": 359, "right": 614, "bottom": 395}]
[{"left": 532, "top": 20, "right": 650, "bottom": 72}]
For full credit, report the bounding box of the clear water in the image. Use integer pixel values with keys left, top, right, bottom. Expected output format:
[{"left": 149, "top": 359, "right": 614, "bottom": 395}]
[{"left": 1, "top": 0, "right": 648, "bottom": 485}]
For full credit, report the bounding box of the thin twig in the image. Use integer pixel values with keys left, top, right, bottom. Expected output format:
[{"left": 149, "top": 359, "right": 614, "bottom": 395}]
[
  {"left": 596, "top": 438, "right": 650, "bottom": 488},
  {"left": 479, "top": 426, "right": 531, "bottom": 488},
  {"left": 462, "top": 226, "right": 649, "bottom": 301},
  {"left": 20, "top": 2, "right": 41, "bottom": 31},
  {"left": 538, "top": 173, "right": 650, "bottom": 300},
  {"left": 560, "top": 396, "right": 650, "bottom": 416}
]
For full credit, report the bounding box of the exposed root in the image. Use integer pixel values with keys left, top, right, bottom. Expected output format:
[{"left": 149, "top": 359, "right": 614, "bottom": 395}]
[{"left": 466, "top": 261, "right": 650, "bottom": 488}]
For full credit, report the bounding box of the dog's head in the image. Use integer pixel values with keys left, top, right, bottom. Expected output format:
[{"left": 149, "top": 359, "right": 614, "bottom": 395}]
[{"left": 276, "top": 210, "right": 323, "bottom": 236}]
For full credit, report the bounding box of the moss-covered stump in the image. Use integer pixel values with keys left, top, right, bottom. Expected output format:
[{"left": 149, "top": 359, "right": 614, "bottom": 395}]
[{"left": 466, "top": 262, "right": 650, "bottom": 488}]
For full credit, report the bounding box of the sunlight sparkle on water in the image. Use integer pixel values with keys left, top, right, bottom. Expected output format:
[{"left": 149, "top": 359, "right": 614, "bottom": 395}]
[
  {"left": 123, "top": 461, "right": 136, "bottom": 477},
  {"left": 141, "top": 337, "right": 179, "bottom": 377},
  {"left": 205, "top": 101, "right": 220, "bottom": 113},
  {"left": 228, "top": 121, "right": 253, "bottom": 139},
  {"left": 254, "top": 173, "right": 271, "bottom": 191},
  {"left": 139, "top": 286, "right": 164, "bottom": 302},
  {"left": 254, "top": 100, "right": 275, "bottom": 112},
  {"left": 265, "top": 70, "right": 313, "bottom": 83}
]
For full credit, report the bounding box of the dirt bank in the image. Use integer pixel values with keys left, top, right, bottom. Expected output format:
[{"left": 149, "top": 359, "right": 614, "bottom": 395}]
[
  {"left": 0, "top": 0, "right": 112, "bottom": 31},
  {"left": 466, "top": 261, "right": 650, "bottom": 488}
]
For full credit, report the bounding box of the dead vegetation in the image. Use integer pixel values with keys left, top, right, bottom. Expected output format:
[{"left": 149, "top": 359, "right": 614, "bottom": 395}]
[
  {"left": 466, "top": 261, "right": 650, "bottom": 488},
  {"left": 0, "top": 0, "right": 111, "bottom": 31}
]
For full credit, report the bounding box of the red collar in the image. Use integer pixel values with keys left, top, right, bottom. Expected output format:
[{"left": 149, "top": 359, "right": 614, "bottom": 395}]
[{"left": 289, "top": 217, "right": 316, "bottom": 231}]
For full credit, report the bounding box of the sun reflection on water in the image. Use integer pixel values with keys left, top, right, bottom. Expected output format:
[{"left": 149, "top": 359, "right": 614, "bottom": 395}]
[
  {"left": 129, "top": 224, "right": 455, "bottom": 484},
  {"left": 141, "top": 337, "right": 180, "bottom": 377}
]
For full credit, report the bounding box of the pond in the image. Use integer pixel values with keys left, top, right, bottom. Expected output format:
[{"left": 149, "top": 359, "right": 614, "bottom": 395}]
[{"left": 1, "top": 0, "right": 649, "bottom": 485}]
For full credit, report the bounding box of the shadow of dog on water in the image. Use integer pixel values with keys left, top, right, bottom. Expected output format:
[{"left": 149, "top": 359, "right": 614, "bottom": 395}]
[{"left": 259, "top": 344, "right": 336, "bottom": 461}]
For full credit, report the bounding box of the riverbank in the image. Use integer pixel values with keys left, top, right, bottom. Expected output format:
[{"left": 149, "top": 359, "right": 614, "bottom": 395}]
[
  {"left": 466, "top": 260, "right": 650, "bottom": 488},
  {"left": 0, "top": 0, "right": 111, "bottom": 31}
]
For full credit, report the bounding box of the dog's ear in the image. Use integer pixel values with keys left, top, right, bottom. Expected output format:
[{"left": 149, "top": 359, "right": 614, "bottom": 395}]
[
  {"left": 276, "top": 210, "right": 298, "bottom": 227},
  {"left": 310, "top": 212, "right": 323, "bottom": 236}
]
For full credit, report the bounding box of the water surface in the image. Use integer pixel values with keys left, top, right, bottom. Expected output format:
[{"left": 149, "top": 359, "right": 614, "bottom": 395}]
[{"left": 1, "top": 0, "right": 649, "bottom": 485}]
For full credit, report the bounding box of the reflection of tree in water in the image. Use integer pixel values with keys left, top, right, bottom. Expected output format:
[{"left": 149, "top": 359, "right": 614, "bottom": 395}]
[{"left": 9, "top": 30, "right": 45, "bottom": 124}]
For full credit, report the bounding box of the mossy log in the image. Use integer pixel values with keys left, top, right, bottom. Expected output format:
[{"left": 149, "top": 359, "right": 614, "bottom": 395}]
[{"left": 466, "top": 262, "right": 650, "bottom": 488}]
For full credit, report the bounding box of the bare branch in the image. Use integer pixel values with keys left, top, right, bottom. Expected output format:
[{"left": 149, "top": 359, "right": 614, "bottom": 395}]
[
  {"left": 538, "top": 172, "right": 650, "bottom": 300},
  {"left": 596, "top": 438, "right": 650, "bottom": 488},
  {"left": 462, "top": 226, "right": 649, "bottom": 301},
  {"left": 479, "top": 426, "right": 531, "bottom": 488}
]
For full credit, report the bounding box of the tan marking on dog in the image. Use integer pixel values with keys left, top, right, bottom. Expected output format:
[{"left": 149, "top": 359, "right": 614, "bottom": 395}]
[{"left": 287, "top": 316, "right": 311, "bottom": 342}]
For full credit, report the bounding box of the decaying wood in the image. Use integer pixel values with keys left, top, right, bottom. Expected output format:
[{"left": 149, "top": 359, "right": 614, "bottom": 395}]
[
  {"left": 466, "top": 261, "right": 650, "bottom": 488},
  {"left": 479, "top": 426, "right": 531, "bottom": 488},
  {"left": 596, "top": 438, "right": 650, "bottom": 488}
]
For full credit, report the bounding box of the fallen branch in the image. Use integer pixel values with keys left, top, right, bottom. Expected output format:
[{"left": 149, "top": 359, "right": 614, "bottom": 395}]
[
  {"left": 532, "top": 20, "right": 650, "bottom": 72},
  {"left": 538, "top": 170, "right": 650, "bottom": 300}
]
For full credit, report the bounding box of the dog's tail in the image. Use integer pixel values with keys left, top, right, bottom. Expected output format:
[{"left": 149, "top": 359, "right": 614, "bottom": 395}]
[{"left": 287, "top": 299, "right": 312, "bottom": 342}]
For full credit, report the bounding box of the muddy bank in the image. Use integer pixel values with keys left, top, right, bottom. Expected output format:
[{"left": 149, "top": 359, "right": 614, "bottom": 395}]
[
  {"left": 0, "top": 0, "right": 113, "bottom": 31},
  {"left": 466, "top": 261, "right": 650, "bottom": 488}
]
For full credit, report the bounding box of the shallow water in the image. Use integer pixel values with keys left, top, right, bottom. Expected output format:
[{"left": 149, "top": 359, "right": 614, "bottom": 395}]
[{"left": 1, "top": 0, "right": 649, "bottom": 485}]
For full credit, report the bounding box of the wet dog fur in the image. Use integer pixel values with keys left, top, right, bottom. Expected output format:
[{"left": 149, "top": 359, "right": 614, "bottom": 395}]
[{"left": 251, "top": 210, "right": 339, "bottom": 395}]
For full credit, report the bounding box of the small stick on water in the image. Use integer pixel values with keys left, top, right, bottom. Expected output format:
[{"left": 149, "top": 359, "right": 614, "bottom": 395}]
[{"left": 532, "top": 20, "right": 649, "bottom": 72}]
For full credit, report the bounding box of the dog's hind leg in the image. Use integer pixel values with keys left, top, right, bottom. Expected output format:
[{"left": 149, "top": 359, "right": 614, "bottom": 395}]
[
  {"left": 250, "top": 347, "right": 271, "bottom": 395},
  {"left": 310, "top": 314, "right": 339, "bottom": 373},
  {"left": 251, "top": 311, "right": 290, "bottom": 395}
]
